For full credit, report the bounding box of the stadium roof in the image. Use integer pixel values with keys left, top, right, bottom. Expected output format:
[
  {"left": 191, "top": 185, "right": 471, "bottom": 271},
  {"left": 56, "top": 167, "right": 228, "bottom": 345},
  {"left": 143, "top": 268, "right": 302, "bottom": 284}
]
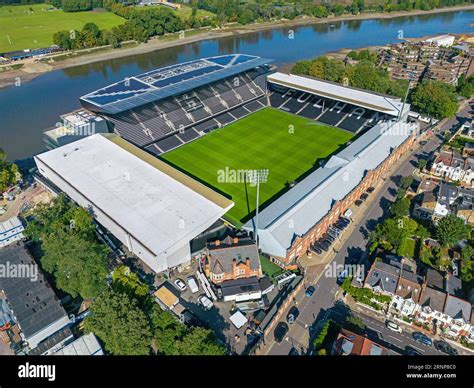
[
  {"left": 244, "top": 120, "right": 417, "bottom": 258},
  {"left": 35, "top": 134, "right": 234, "bottom": 273},
  {"left": 267, "top": 72, "right": 408, "bottom": 117},
  {"left": 80, "top": 54, "right": 272, "bottom": 114}
]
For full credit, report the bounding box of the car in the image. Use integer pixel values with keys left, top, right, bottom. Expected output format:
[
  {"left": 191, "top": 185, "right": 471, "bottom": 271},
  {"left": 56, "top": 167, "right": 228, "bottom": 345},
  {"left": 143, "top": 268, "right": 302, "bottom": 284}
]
[
  {"left": 287, "top": 306, "right": 300, "bottom": 324},
  {"left": 288, "top": 347, "right": 299, "bottom": 356},
  {"left": 385, "top": 320, "right": 402, "bottom": 333},
  {"left": 174, "top": 279, "right": 186, "bottom": 291},
  {"left": 327, "top": 229, "right": 340, "bottom": 237},
  {"left": 198, "top": 294, "right": 213, "bottom": 310},
  {"left": 186, "top": 276, "right": 199, "bottom": 293},
  {"left": 355, "top": 200, "right": 363, "bottom": 207},
  {"left": 366, "top": 187, "right": 375, "bottom": 193},
  {"left": 311, "top": 245, "right": 323, "bottom": 254},
  {"left": 305, "top": 286, "right": 316, "bottom": 297},
  {"left": 320, "top": 241, "right": 331, "bottom": 251},
  {"left": 323, "top": 239, "right": 333, "bottom": 246},
  {"left": 434, "top": 340, "right": 458, "bottom": 356},
  {"left": 420, "top": 140, "right": 428, "bottom": 146},
  {"left": 274, "top": 322, "right": 289, "bottom": 343},
  {"left": 324, "top": 234, "right": 336, "bottom": 243},
  {"left": 338, "top": 219, "right": 350, "bottom": 227},
  {"left": 412, "top": 331, "right": 432, "bottom": 347},
  {"left": 360, "top": 193, "right": 369, "bottom": 201},
  {"left": 405, "top": 346, "right": 422, "bottom": 356},
  {"left": 337, "top": 269, "right": 349, "bottom": 284}
]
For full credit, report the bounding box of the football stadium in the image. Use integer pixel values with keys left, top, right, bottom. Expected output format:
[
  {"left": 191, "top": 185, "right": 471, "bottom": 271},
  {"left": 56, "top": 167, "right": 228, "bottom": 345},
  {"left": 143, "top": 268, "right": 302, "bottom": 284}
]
[{"left": 36, "top": 53, "right": 416, "bottom": 272}]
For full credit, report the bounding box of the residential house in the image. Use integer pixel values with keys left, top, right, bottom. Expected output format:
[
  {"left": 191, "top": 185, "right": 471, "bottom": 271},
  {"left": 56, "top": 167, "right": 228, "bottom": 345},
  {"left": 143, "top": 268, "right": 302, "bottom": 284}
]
[
  {"left": 331, "top": 328, "right": 388, "bottom": 355},
  {"left": 430, "top": 149, "right": 474, "bottom": 187},
  {"left": 391, "top": 270, "right": 423, "bottom": 316},
  {"left": 364, "top": 261, "right": 399, "bottom": 296},
  {"left": 433, "top": 183, "right": 458, "bottom": 219},
  {"left": 455, "top": 188, "right": 474, "bottom": 226},
  {"left": 416, "top": 285, "right": 448, "bottom": 326},
  {"left": 413, "top": 191, "right": 437, "bottom": 220},
  {"left": 442, "top": 295, "right": 472, "bottom": 337},
  {"left": 205, "top": 234, "right": 262, "bottom": 284}
]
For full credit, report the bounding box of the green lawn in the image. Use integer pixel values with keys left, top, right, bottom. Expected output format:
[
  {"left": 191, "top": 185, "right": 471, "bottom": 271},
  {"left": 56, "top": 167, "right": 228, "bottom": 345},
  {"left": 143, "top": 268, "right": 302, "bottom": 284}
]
[
  {"left": 0, "top": 4, "right": 124, "bottom": 52},
  {"left": 162, "top": 108, "right": 353, "bottom": 225},
  {"left": 259, "top": 255, "right": 283, "bottom": 279}
]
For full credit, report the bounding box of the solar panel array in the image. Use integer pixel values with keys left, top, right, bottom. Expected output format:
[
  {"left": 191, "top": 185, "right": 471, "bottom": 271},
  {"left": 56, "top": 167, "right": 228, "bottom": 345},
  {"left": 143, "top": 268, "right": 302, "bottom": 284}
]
[
  {"left": 81, "top": 54, "right": 272, "bottom": 114},
  {"left": 105, "top": 67, "right": 269, "bottom": 148},
  {"left": 269, "top": 85, "right": 391, "bottom": 134}
]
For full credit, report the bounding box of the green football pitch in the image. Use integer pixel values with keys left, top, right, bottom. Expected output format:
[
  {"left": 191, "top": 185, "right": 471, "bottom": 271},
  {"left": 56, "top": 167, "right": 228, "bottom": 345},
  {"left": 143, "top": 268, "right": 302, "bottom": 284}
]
[{"left": 162, "top": 108, "right": 353, "bottom": 226}]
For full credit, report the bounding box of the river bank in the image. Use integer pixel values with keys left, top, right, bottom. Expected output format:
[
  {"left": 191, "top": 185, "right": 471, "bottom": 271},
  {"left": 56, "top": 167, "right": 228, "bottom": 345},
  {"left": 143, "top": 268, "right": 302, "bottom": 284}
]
[{"left": 0, "top": 4, "right": 473, "bottom": 89}]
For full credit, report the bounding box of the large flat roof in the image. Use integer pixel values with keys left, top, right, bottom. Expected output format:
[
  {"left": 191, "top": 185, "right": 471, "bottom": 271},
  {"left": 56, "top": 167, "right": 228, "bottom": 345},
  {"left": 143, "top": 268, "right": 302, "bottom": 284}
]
[
  {"left": 267, "top": 72, "right": 408, "bottom": 117},
  {"left": 80, "top": 54, "right": 272, "bottom": 114},
  {"left": 35, "top": 134, "right": 234, "bottom": 264}
]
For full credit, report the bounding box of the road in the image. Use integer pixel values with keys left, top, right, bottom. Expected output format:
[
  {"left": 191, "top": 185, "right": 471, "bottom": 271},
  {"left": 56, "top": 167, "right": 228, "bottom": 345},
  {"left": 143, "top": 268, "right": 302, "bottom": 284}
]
[{"left": 263, "top": 104, "right": 471, "bottom": 356}]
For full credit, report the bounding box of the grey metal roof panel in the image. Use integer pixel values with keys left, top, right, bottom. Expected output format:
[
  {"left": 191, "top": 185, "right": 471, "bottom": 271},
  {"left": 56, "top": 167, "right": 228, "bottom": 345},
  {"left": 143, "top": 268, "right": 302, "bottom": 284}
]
[
  {"left": 0, "top": 244, "right": 68, "bottom": 339},
  {"left": 444, "top": 295, "right": 472, "bottom": 322}
]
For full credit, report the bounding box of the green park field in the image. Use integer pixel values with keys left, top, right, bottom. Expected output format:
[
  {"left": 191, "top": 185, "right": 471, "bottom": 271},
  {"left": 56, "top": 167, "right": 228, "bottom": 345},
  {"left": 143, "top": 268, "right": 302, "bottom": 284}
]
[
  {"left": 162, "top": 108, "right": 353, "bottom": 226},
  {"left": 0, "top": 4, "right": 124, "bottom": 52}
]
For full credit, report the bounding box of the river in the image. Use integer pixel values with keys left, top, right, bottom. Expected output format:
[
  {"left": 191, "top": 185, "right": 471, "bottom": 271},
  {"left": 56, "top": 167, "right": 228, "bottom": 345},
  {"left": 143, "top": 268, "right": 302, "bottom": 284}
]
[{"left": 0, "top": 10, "right": 473, "bottom": 160}]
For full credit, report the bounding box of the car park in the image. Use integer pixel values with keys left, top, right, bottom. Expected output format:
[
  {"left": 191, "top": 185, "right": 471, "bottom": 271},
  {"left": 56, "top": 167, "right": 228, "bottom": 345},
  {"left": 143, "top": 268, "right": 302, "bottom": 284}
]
[
  {"left": 186, "top": 276, "right": 199, "bottom": 293},
  {"left": 385, "top": 320, "right": 402, "bottom": 333},
  {"left": 305, "top": 286, "right": 316, "bottom": 297},
  {"left": 434, "top": 340, "right": 458, "bottom": 356},
  {"left": 412, "top": 331, "right": 432, "bottom": 347},
  {"left": 274, "top": 322, "right": 289, "bottom": 343},
  {"left": 198, "top": 294, "right": 213, "bottom": 310},
  {"left": 287, "top": 306, "right": 300, "bottom": 324},
  {"left": 174, "top": 279, "right": 187, "bottom": 292}
]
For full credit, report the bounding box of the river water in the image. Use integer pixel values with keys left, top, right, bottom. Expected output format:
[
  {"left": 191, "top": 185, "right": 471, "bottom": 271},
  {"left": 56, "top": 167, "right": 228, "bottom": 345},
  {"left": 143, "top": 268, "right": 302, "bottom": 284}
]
[{"left": 0, "top": 10, "right": 473, "bottom": 160}]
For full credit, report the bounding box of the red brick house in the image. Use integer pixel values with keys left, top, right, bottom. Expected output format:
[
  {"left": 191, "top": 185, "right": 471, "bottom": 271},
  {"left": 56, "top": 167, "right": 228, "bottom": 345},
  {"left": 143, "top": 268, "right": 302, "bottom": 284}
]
[{"left": 205, "top": 235, "right": 262, "bottom": 284}]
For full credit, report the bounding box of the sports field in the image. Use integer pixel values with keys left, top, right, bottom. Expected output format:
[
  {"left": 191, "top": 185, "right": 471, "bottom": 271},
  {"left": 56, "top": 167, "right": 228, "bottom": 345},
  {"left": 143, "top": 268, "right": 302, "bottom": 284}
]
[
  {"left": 0, "top": 4, "right": 124, "bottom": 52},
  {"left": 162, "top": 108, "right": 353, "bottom": 226}
]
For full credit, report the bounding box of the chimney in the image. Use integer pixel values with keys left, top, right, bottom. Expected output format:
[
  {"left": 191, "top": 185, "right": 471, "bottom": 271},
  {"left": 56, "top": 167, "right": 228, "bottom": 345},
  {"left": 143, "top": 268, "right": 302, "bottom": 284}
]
[
  {"left": 233, "top": 237, "right": 239, "bottom": 245},
  {"left": 246, "top": 257, "right": 250, "bottom": 269},
  {"left": 215, "top": 240, "right": 220, "bottom": 246}
]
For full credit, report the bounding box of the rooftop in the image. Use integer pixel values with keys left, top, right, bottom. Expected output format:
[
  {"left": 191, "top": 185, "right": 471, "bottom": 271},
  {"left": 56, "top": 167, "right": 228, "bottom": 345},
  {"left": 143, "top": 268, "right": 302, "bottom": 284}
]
[
  {"left": 80, "top": 54, "right": 272, "bottom": 114},
  {"left": 35, "top": 134, "right": 234, "bottom": 272},
  {"left": 268, "top": 72, "right": 408, "bottom": 117}
]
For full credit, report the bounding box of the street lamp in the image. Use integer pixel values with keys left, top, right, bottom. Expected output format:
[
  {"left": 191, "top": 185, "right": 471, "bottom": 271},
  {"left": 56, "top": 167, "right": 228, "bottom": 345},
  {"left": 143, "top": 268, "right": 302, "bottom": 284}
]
[{"left": 247, "top": 169, "right": 269, "bottom": 245}]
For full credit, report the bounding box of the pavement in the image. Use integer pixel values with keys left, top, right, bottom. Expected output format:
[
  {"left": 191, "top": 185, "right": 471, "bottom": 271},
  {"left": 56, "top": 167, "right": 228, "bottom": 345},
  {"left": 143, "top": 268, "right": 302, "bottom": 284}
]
[
  {"left": 0, "top": 184, "right": 51, "bottom": 222},
  {"left": 260, "top": 104, "right": 472, "bottom": 356}
]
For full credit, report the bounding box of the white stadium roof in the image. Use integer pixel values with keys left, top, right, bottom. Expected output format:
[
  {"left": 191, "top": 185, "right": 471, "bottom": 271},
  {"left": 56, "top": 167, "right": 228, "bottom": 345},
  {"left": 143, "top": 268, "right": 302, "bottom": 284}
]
[
  {"left": 244, "top": 120, "right": 417, "bottom": 258},
  {"left": 35, "top": 134, "right": 233, "bottom": 273},
  {"left": 267, "top": 72, "right": 408, "bottom": 117}
]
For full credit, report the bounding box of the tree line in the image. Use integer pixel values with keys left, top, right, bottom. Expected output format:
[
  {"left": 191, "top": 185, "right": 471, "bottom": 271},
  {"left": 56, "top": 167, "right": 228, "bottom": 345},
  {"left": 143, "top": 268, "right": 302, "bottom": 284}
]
[{"left": 25, "top": 195, "right": 226, "bottom": 355}]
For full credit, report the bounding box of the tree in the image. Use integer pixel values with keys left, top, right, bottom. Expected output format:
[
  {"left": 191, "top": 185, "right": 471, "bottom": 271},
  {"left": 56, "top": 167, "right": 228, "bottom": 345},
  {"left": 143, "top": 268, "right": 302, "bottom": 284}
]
[
  {"left": 400, "top": 175, "right": 414, "bottom": 190},
  {"left": 149, "top": 304, "right": 187, "bottom": 355},
  {"left": 460, "top": 244, "right": 474, "bottom": 283},
  {"left": 0, "top": 149, "right": 20, "bottom": 193},
  {"left": 175, "top": 327, "right": 226, "bottom": 355},
  {"left": 53, "top": 30, "right": 73, "bottom": 50},
  {"left": 410, "top": 81, "right": 459, "bottom": 119},
  {"left": 417, "top": 159, "right": 427, "bottom": 171},
  {"left": 390, "top": 197, "right": 411, "bottom": 218},
  {"left": 457, "top": 75, "right": 474, "bottom": 99},
  {"left": 435, "top": 214, "right": 471, "bottom": 247},
  {"left": 84, "top": 289, "right": 152, "bottom": 355},
  {"left": 112, "top": 265, "right": 149, "bottom": 305},
  {"left": 25, "top": 195, "right": 108, "bottom": 299}
]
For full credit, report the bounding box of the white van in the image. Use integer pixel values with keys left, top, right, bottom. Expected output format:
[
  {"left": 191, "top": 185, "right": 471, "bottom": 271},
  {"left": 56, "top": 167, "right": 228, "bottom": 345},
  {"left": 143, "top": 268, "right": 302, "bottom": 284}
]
[{"left": 186, "top": 276, "right": 199, "bottom": 294}]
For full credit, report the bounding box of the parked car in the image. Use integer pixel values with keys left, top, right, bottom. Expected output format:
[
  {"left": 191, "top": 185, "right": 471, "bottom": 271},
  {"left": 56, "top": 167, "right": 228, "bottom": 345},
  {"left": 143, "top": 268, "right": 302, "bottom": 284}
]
[
  {"left": 320, "top": 241, "right": 331, "bottom": 251},
  {"left": 305, "top": 286, "right": 316, "bottom": 297},
  {"left": 355, "top": 199, "right": 363, "bottom": 207},
  {"left": 274, "top": 322, "right": 289, "bottom": 343},
  {"left": 360, "top": 193, "right": 369, "bottom": 201},
  {"left": 186, "top": 276, "right": 199, "bottom": 294},
  {"left": 174, "top": 279, "right": 186, "bottom": 292},
  {"left": 412, "top": 331, "right": 432, "bottom": 347},
  {"left": 324, "top": 234, "right": 335, "bottom": 243},
  {"left": 385, "top": 320, "right": 402, "bottom": 333},
  {"left": 405, "top": 346, "right": 422, "bottom": 356},
  {"left": 198, "top": 294, "right": 213, "bottom": 310},
  {"left": 434, "top": 340, "right": 458, "bottom": 356},
  {"left": 287, "top": 306, "right": 300, "bottom": 324},
  {"left": 366, "top": 187, "right": 375, "bottom": 193},
  {"left": 337, "top": 269, "right": 349, "bottom": 285},
  {"left": 311, "top": 245, "right": 323, "bottom": 254}
]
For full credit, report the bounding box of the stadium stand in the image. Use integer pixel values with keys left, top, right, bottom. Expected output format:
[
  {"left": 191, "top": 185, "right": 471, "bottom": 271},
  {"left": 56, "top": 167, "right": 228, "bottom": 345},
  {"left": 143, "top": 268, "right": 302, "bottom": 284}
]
[{"left": 81, "top": 54, "right": 273, "bottom": 149}]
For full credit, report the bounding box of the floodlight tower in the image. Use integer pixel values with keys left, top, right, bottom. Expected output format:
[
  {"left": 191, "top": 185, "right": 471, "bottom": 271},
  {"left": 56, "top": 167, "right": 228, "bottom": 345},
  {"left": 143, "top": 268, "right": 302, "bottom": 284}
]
[{"left": 247, "top": 169, "right": 269, "bottom": 245}]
